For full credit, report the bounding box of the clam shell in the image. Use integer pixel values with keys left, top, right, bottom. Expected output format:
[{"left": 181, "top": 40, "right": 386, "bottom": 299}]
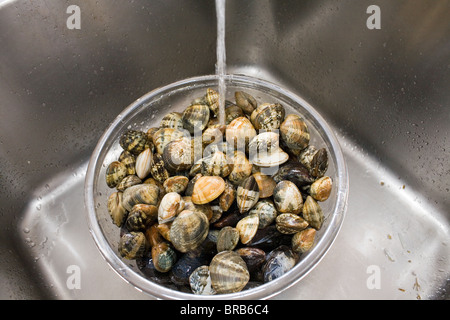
[
  {"left": 262, "top": 245, "right": 296, "bottom": 283},
  {"left": 280, "top": 114, "right": 310, "bottom": 150},
  {"left": 118, "top": 150, "right": 136, "bottom": 175},
  {"left": 126, "top": 203, "right": 158, "bottom": 231},
  {"left": 158, "top": 192, "right": 185, "bottom": 224},
  {"left": 116, "top": 174, "right": 142, "bottom": 192},
  {"left": 248, "top": 131, "right": 280, "bottom": 156},
  {"left": 152, "top": 128, "right": 188, "bottom": 154},
  {"left": 185, "top": 173, "right": 202, "bottom": 197},
  {"left": 135, "top": 148, "right": 153, "bottom": 179},
  {"left": 235, "top": 247, "right": 266, "bottom": 273},
  {"left": 236, "top": 175, "right": 260, "bottom": 213},
  {"left": 201, "top": 151, "right": 231, "bottom": 177},
  {"left": 145, "top": 224, "right": 164, "bottom": 247},
  {"left": 236, "top": 213, "right": 259, "bottom": 244},
  {"left": 219, "top": 180, "right": 236, "bottom": 212},
  {"left": 251, "top": 147, "right": 289, "bottom": 168},
  {"left": 310, "top": 176, "right": 332, "bottom": 202},
  {"left": 226, "top": 117, "right": 257, "bottom": 151},
  {"left": 275, "top": 213, "right": 309, "bottom": 234},
  {"left": 191, "top": 176, "right": 226, "bottom": 205},
  {"left": 205, "top": 88, "right": 220, "bottom": 116},
  {"left": 169, "top": 210, "right": 210, "bottom": 253},
  {"left": 235, "top": 91, "right": 257, "bottom": 115},
  {"left": 149, "top": 153, "right": 170, "bottom": 183},
  {"left": 122, "top": 184, "right": 160, "bottom": 211},
  {"left": 163, "top": 176, "right": 189, "bottom": 194},
  {"left": 163, "top": 137, "right": 193, "bottom": 173},
  {"left": 225, "top": 104, "right": 245, "bottom": 125},
  {"left": 106, "top": 161, "right": 127, "bottom": 188},
  {"left": 272, "top": 161, "right": 315, "bottom": 188},
  {"left": 202, "top": 124, "right": 226, "bottom": 146},
  {"left": 252, "top": 172, "right": 276, "bottom": 199},
  {"left": 292, "top": 228, "right": 316, "bottom": 253},
  {"left": 273, "top": 180, "right": 303, "bottom": 214},
  {"left": 216, "top": 226, "right": 240, "bottom": 252},
  {"left": 210, "top": 251, "right": 250, "bottom": 294},
  {"left": 228, "top": 151, "right": 253, "bottom": 186},
  {"left": 160, "top": 112, "right": 183, "bottom": 129},
  {"left": 119, "top": 130, "right": 150, "bottom": 155},
  {"left": 151, "top": 242, "right": 177, "bottom": 273},
  {"left": 107, "top": 192, "right": 128, "bottom": 227},
  {"left": 182, "top": 104, "right": 210, "bottom": 134},
  {"left": 118, "top": 231, "right": 147, "bottom": 260},
  {"left": 189, "top": 265, "right": 216, "bottom": 295},
  {"left": 302, "top": 196, "right": 324, "bottom": 230},
  {"left": 249, "top": 199, "right": 278, "bottom": 229},
  {"left": 250, "top": 102, "right": 285, "bottom": 130},
  {"left": 183, "top": 196, "right": 213, "bottom": 221}
]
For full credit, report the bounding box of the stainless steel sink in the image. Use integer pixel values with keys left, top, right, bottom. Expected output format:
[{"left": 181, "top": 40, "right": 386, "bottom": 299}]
[{"left": 0, "top": 0, "right": 448, "bottom": 299}]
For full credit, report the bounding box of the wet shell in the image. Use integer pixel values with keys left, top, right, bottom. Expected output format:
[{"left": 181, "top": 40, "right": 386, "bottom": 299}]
[
  {"left": 272, "top": 161, "right": 315, "bottom": 188},
  {"left": 310, "top": 148, "right": 328, "bottom": 178},
  {"left": 149, "top": 153, "right": 170, "bottom": 184},
  {"left": 151, "top": 242, "right": 177, "bottom": 273},
  {"left": 145, "top": 224, "right": 164, "bottom": 247},
  {"left": 191, "top": 176, "right": 225, "bottom": 205},
  {"left": 185, "top": 173, "right": 202, "bottom": 197},
  {"left": 169, "top": 210, "right": 210, "bottom": 253},
  {"left": 116, "top": 174, "right": 142, "bottom": 192},
  {"left": 205, "top": 88, "right": 220, "bottom": 116},
  {"left": 119, "top": 130, "right": 150, "bottom": 155},
  {"left": 210, "top": 251, "right": 250, "bottom": 294},
  {"left": 235, "top": 91, "right": 257, "bottom": 115},
  {"left": 228, "top": 151, "right": 253, "bottom": 186},
  {"left": 126, "top": 204, "right": 158, "bottom": 231},
  {"left": 156, "top": 222, "right": 172, "bottom": 242},
  {"left": 171, "top": 251, "right": 211, "bottom": 286},
  {"left": 118, "top": 150, "right": 136, "bottom": 175},
  {"left": 249, "top": 199, "right": 278, "bottom": 229},
  {"left": 135, "top": 148, "right": 153, "bottom": 179},
  {"left": 273, "top": 180, "right": 303, "bottom": 214},
  {"left": 216, "top": 226, "right": 240, "bottom": 252},
  {"left": 219, "top": 180, "right": 236, "bottom": 212},
  {"left": 292, "top": 228, "right": 316, "bottom": 253},
  {"left": 235, "top": 247, "right": 266, "bottom": 273},
  {"left": 201, "top": 151, "right": 231, "bottom": 177},
  {"left": 226, "top": 117, "right": 257, "bottom": 151},
  {"left": 163, "top": 137, "right": 193, "bottom": 173},
  {"left": 202, "top": 124, "right": 226, "bottom": 146},
  {"left": 225, "top": 104, "right": 245, "bottom": 125},
  {"left": 183, "top": 196, "right": 213, "bottom": 222},
  {"left": 107, "top": 192, "right": 128, "bottom": 227},
  {"left": 182, "top": 104, "right": 210, "bottom": 134},
  {"left": 163, "top": 176, "right": 189, "bottom": 194},
  {"left": 250, "top": 103, "right": 285, "bottom": 130},
  {"left": 252, "top": 172, "right": 276, "bottom": 199},
  {"left": 106, "top": 161, "right": 127, "bottom": 188},
  {"left": 262, "top": 245, "right": 296, "bottom": 283},
  {"left": 310, "top": 176, "right": 332, "bottom": 202},
  {"left": 158, "top": 192, "right": 185, "bottom": 224},
  {"left": 152, "top": 128, "right": 188, "bottom": 155},
  {"left": 236, "top": 176, "right": 260, "bottom": 213},
  {"left": 122, "top": 184, "right": 160, "bottom": 211},
  {"left": 248, "top": 132, "right": 280, "bottom": 156},
  {"left": 280, "top": 114, "right": 310, "bottom": 150},
  {"left": 275, "top": 213, "right": 309, "bottom": 234},
  {"left": 160, "top": 112, "right": 183, "bottom": 129},
  {"left": 118, "top": 231, "right": 147, "bottom": 260},
  {"left": 236, "top": 213, "right": 259, "bottom": 244},
  {"left": 189, "top": 265, "right": 216, "bottom": 295},
  {"left": 302, "top": 196, "right": 324, "bottom": 230},
  {"left": 251, "top": 147, "right": 289, "bottom": 168}
]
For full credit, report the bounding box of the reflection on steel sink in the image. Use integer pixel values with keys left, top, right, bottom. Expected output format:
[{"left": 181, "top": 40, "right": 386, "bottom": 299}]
[{"left": 0, "top": 0, "right": 448, "bottom": 299}]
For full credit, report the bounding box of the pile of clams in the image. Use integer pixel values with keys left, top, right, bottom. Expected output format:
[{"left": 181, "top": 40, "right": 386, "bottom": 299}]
[{"left": 105, "top": 88, "right": 333, "bottom": 295}]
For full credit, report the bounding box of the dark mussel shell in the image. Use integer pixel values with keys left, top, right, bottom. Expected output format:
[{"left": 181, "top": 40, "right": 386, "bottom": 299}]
[{"left": 272, "top": 161, "right": 315, "bottom": 188}]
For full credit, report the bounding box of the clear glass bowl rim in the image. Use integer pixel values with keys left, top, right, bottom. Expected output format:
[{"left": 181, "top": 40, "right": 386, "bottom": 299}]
[{"left": 84, "top": 74, "right": 349, "bottom": 300}]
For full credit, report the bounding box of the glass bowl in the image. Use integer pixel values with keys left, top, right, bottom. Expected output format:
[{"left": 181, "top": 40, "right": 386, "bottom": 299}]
[{"left": 84, "top": 74, "right": 348, "bottom": 299}]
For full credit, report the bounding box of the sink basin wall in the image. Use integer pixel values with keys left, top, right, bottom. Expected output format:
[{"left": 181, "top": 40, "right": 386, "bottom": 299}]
[{"left": 0, "top": 0, "right": 448, "bottom": 299}]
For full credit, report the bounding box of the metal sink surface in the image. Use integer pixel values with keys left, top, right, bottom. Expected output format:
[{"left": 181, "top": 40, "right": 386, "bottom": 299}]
[{"left": 0, "top": 0, "right": 448, "bottom": 299}]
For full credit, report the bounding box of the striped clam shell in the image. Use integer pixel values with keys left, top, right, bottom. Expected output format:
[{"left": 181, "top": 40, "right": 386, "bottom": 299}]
[
  {"left": 191, "top": 176, "right": 225, "bottom": 205},
  {"left": 182, "top": 104, "right": 210, "bottom": 134},
  {"left": 236, "top": 175, "right": 260, "bottom": 213},
  {"left": 302, "top": 196, "right": 324, "bottom": 230},
  {"left": 118, "top": 231, "right": 147, "bottom": 260},
  {"left": 236, "top": 213, "right": 259, "bottom": 244},
  {"left": 250, "top": 103, "right": 285, "bottom": 130},
  {"left": 119, "top": 130, "right": 150, "bottom": 155},
  {"left": 169, "top": 210, "right": 210, "bottom": 253},
  {"left": 210, "top": 251, "right": 250, "bottom": 294},
  {"left": 158, "top": 192, "right": 185, "bottom": 224},
  {"left": 122, "top": 183, "right": 160, "bottom": 211},
  {"left": 106, "top": 161, "right": 127, "bottom": 188},
  {"left": 135, "top": 148, "right": 153, "bottom": 179},
  {"left": 280, "top": 114, "right": 310, "bottom": 150},
  {"left": 226, "top": 117, "right": 257, "bottom": 151},
  {"left": 273, "top": 180, "right": 303, "bottom": 214}
]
